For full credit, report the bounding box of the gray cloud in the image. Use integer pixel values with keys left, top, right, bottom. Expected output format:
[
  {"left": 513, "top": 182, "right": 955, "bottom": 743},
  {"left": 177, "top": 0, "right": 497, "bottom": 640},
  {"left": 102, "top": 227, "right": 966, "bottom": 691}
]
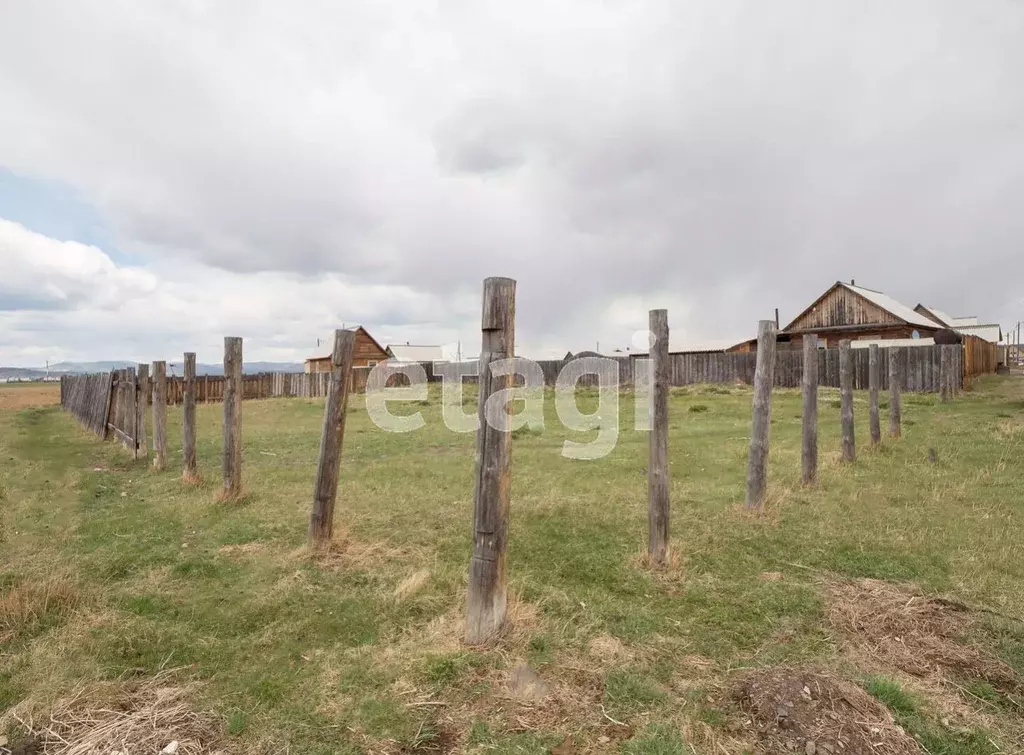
[{"left": 0, "top": 0, "right": 1022, "bottom": 363}]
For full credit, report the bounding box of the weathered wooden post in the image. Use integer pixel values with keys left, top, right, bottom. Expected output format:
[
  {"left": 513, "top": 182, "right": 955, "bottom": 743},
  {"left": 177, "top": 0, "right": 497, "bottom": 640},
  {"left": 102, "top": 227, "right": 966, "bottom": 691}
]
[
  {"left": 888, "top": 346, "right": 902, "bottom": 438},
  {"left": 939, "top": 345, "right": 951, "bottom": 402},
  {"left": 648, "top": 309, "right": 670, "bottom": 565},
  {"left": 745, "top": 320, "right": 777, "bottom": 511},
  {"left": 950, "top": 346, "right": 958, "bottom": 397},
  {"left": 222, "top": 337, "right": 243, "bottom": 500},
  {"left": 868, "top": 344, "right": 881, "bottom": 446},
  {"left": 839, "top": 340, "right": 856, "bottom": 462},
  {"left": 136, "top": 363, "right": 149, "bottom": 460},
  {"left": 151, "top": 360, "right": 168, "bottom": 470},
  {"left": 308, "top": 329, "right": 357, "bottom": 548},
  {"left": 466, "top": 277, "right": 516, "bottom": 645},
  {"left": 801, "top": 333, "right": 818, "bottom": 485},
  {"left": 183, "top": 352, "right": 199, "bottom": 483}
]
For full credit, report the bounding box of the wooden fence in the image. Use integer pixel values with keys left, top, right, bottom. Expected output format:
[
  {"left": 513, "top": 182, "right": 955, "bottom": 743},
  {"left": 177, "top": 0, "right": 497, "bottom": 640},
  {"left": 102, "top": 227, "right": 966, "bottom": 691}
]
[
  {"left": 60, "top": 372, "right": 113, "bottom": 437},
  {"left": 540, "top": 341, "right": 994, "bottom": 392},
  {"left": 61, "top": 339, "right": 998, "bottom": 435}
]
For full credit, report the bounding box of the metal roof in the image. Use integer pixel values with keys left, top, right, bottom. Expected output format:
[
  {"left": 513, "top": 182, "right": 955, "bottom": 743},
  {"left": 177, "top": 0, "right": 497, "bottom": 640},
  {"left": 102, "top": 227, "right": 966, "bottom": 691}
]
[
  {"left": 845, "top": 284, "right": 938, "bottom": 329},
  {"left": 387, "top": 344, "right": 446, "bottom": 362},
  {"left": 954, "top": 324, "right": 1001, "bottom": 343}
]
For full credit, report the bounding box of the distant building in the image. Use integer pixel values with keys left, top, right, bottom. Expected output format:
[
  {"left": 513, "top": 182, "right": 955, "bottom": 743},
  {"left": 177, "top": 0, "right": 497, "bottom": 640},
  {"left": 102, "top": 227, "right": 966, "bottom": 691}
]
[
  {"left": 304, "top": 326, "right": 389, "bottom": 373},
  {"left": 728, "top": 281, "right": 1002, "bottom": 366},
  {"left": 914, "top": 305, "right": 1001, "bottom": 343},
  {"left": 386, "top": 343, "right": 446, "bottom": 363}
]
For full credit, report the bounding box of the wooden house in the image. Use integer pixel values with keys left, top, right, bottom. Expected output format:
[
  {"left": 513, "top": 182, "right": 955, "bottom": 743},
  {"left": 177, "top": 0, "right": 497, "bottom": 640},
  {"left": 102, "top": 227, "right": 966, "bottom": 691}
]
[
  {"left": 779, "top": 281, "right": 943, "bottom": 348},
  {"left": 304, "top": 326, "right": 389, "bottom": 373}
]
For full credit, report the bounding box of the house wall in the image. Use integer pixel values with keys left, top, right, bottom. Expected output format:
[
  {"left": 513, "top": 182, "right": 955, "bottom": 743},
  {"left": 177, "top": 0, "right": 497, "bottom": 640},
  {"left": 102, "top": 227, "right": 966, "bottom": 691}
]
[
  {"left": 788, "top": 285, "right": 903, "bottom": 331},
  {"left": 305, "top": 328, "right": 389, "bottom": 373}
]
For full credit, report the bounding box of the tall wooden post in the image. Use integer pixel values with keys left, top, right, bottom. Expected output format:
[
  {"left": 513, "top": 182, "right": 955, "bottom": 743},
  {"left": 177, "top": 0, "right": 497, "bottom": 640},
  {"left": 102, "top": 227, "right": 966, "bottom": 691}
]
[
  {"left": 888, "top": 347, "right": 902, "bottom": 438},
  {"left": 136, "top": 363, "right": 149, "bottom": 460},
  {"left": 745, "top": 320, "right": 777, "bottom": 511},
  {"left": 801, "top": 334, "right": 818, "bottom": 485},
  {"left": 868, "top": 344, "right": 881, "bottom": 446},
  {"left": 308, "top": 330, "right": 357, "bottom": 548},
  {"left": 939, "top": 345, "right": 951, "bottom": 402},
  {"left": 183, "top": 352, "right": 199, "bottom": 483},
  {"left": 151, "top": 360, "right": 168, "bottom": 470},
  {"left": 125, "top": 367, "right": 139, "bottom": 459},
  {"left": 950, "top": 346, "right": 958, "bottom": 397},
  {"left": 466, "top": 277, "right": 516, "bottom": 645},
  {"left": 839, "top": 340, "right": 855, "bottom": 462},
  {"left": 222, "top": 337, "right": 243, "bottom": 500},
  {"left": 647, "top": 309, "right": 670, "bottom": 565}
]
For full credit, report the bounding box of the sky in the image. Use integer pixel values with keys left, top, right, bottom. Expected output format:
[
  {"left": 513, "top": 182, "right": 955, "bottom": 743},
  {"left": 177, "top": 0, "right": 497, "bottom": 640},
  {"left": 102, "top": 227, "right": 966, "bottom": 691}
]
[{"left": 0, "top": 0, "right": 1022, "bottom": 367}]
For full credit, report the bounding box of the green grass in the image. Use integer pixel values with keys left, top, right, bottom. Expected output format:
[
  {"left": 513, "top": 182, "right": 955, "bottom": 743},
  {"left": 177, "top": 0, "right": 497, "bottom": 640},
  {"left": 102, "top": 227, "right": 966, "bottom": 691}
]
[
  {"left": 865, "top": 676, "right": 918, "bottom": 714},
  {"left": 1, "top": 377, "right": 1022, "bottom": 752}
]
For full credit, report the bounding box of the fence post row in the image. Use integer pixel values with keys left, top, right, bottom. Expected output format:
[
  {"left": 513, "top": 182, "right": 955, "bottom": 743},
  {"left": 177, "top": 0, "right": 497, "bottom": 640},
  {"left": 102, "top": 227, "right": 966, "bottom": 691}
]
[
  {"left": 466, "top": 277, "right": 516, "bottom": 645},
  {"left": 746, "top": 320, "right": 777, "bottom": 511},
  {"left": 647, "top": 308, "right": 670, "bottom": 566},
  {"left": 308, "top": 330, "right": 358, "bottom": 548}
]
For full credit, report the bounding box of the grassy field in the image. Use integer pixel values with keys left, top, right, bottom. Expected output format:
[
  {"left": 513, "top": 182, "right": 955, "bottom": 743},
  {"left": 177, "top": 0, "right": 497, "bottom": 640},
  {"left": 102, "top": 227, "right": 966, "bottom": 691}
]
[{"left": 1, "top": 377, "right": 1022, "bottom": 754}]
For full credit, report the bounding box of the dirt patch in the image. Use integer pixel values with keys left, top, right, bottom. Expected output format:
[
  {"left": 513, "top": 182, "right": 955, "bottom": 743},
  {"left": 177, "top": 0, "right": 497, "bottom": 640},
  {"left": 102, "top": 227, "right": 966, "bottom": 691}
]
[
  {"left": 733, "top": 668, "right": 922, "bottom": 755},
  {"left": 0, "top": 384, "right": 60, "bottom": 410},
  {"left": 2, "top": 670, "right": 225, "bottom": 754},
  {"left": 826, "top": 579, "right": 1018, "bottom": 690}
]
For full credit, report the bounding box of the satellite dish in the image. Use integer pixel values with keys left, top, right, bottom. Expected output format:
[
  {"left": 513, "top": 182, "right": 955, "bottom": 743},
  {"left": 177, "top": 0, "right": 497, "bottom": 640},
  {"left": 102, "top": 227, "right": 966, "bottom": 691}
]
[{"left": 911, "top": 330, "right": 920, "bottom": 339}]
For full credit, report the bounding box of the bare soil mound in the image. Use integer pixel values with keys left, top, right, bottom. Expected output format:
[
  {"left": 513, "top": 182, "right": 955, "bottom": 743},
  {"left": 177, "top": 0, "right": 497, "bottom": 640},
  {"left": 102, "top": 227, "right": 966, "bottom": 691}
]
[{"left": 734, "top": 668, "right": 922, "bottom": 755}]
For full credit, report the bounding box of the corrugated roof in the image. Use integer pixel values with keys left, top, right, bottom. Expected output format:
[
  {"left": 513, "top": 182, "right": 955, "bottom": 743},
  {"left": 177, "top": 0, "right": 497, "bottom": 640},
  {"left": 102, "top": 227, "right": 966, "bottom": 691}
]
[
  {"left": 954, "top": 324, "right": 1001, "bottom": 343},
  {"left": 387, "top": 344, "right": 446, "bottom": 362},
  {"left": 916, "top": 305, "right": 955, "bottom": 326},
  {"left": 951, "top": 316, "right": 979, "bottom": 327},
  {"left": 845, "top": 284, "right": 938, "bottom": 329}
]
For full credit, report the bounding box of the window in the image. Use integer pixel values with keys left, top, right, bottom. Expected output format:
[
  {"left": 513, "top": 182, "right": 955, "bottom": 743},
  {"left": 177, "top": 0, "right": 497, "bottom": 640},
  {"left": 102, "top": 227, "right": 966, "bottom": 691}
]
[{"left": 367, "top": 360, "right": 378, "bottom": 368}]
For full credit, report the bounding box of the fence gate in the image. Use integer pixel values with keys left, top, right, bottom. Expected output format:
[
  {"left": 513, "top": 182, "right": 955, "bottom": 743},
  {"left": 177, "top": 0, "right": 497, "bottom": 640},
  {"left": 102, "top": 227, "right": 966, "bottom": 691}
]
[{"left": 106, "top": 367, "right": 142, "bottom": 458}]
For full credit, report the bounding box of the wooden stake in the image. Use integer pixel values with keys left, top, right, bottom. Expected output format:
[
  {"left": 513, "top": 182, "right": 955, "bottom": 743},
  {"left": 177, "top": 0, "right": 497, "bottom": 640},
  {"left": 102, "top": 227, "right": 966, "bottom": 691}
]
[
  {"left": 745, "top": 320, "right": 777, "bottom": 511},
  {"left": 868, "top": 344, "right": 881, "bottom": 446},
  {"left": 222, "top": 337, "right": 243, "bottom": 500},
  {"left": 466, "top": 277, "right": 515, "bottom": 645},
  {"left": 801, "top": 334, "right": 818, "bottom": 485},
  {"left": 308, "top": 329, "right": 357, "bottom": 548},
  {"left": 939, "top": 345, "right": 951, "bottom": 402},
  {"left": 888, "top": 347, "right": 902, "bottom": 439},
  {"left": 136, "top": 363, "right": 149, "bottom": 459},
  {"left": 647, "top": 308, "right": 670, "bottom": 564},
  {"left": 152, "top": 360, "right": 168, "bottom": 470},
  {"left": 183, "top": 352, "right": 199, "bottom": 483},
  {"left": 839, "top": 340, "right": 855, "bottom": 462}
]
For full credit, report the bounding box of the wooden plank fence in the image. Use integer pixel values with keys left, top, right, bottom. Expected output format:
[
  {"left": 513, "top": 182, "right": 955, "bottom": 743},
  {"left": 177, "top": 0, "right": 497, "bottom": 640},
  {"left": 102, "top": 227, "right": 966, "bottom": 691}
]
[
  {"left": 59, "top": 339, "right": 998, "bottom": 431},
  {"left": 59, "top": 372, "right": 114, "bottom": 437}
]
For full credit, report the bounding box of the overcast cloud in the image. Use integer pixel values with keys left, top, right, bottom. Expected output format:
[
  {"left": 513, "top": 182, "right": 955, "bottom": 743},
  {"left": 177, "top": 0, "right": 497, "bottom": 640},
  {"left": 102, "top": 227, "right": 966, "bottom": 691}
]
[{"left": 0, "top": 0, "right": 1022, "bottom": 366}]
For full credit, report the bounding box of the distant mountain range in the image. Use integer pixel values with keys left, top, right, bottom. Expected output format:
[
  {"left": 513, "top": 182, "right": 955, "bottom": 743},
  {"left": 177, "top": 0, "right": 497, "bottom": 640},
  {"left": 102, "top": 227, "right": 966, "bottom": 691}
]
[{"left": 1, "top": 361, "right": 304, "bottom": 379}]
